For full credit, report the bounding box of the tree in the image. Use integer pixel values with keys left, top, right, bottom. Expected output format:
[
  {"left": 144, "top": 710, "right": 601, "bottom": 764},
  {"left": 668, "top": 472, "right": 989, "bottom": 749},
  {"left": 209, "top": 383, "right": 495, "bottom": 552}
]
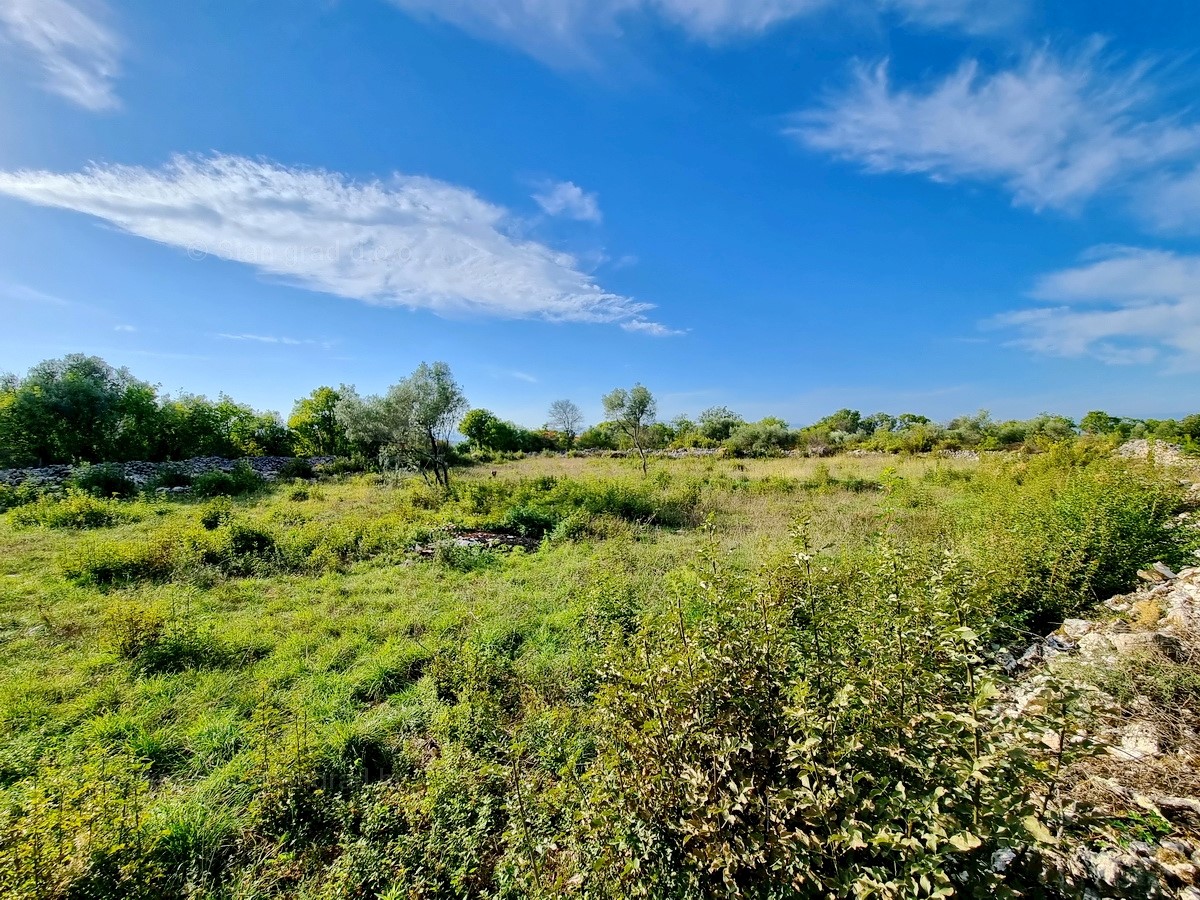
[
  {"left": 337, "top": 362, "right": 468, "bottom": 487},
  {"left": 697, "top": 406, "right": 745, "bottom": 443},
  {"left": 1080, "top": 410, "right": 1120, "bottom": 436},
  {"left": 0, "top": 354, "right": 159, "bottom": 465},
  {"left": 547, "top": 399, "right": 584, "bottom": 448},
  {"left": 603, "top": 383, "right": 657, "bottom": 475},
  {"left": 290, "top": 387, "right": 350, "bottom": 456}
]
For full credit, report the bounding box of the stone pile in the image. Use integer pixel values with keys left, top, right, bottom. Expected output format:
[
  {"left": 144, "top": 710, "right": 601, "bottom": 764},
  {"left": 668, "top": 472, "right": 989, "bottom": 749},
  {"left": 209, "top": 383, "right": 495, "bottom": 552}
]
[
  {"left": 1007, "top": 564, "right": 1200, "bottom": 898},
  {"left": 0, "top": 456, "right": 336, "bottom": 490}
]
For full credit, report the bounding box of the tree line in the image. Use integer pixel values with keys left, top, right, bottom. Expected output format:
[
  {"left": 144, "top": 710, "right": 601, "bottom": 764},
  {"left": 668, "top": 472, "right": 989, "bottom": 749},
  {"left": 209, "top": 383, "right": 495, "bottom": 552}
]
[{"left": 2, "top": 355, "right": 1198, "bottom": 473}]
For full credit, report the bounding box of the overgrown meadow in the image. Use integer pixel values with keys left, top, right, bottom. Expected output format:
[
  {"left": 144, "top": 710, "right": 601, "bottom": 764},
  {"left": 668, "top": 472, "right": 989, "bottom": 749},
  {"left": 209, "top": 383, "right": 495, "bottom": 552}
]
[{"left": 1, "top": 451, "right": 1197, "bottom": 899}]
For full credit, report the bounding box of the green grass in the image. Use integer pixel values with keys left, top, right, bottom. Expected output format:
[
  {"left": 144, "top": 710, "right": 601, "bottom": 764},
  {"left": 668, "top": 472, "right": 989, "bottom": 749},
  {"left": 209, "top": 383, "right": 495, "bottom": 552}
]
[{"left": 0, "top": 452, "right": 1195, "bottom": 899}]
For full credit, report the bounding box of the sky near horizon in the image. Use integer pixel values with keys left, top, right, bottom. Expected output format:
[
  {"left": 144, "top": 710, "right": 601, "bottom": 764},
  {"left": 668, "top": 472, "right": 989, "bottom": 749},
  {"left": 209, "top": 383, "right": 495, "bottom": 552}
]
[{"left": 0, "top": 0, "right": 1198, "bottom": 428}]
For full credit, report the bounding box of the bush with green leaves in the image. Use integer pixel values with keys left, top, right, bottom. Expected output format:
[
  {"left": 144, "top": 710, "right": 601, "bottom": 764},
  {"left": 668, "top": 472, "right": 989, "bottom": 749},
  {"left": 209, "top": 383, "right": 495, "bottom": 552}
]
[
  {"left": 9, "top": 488, "right": 138, "bottom": 529},
  {"left": 0, "top": 481, "right": 41, "bottom": 512},
  {"left": 279, "top": 457, "right": 316, "bottom": 480},
  {"left": 72, "top": 463, "right": 139, "bottom": 499},
  {"left": 192, "top": 462, "right": 265, "bottom": 498},
  {"left": 570, "top": 537, "right": 1086, "bottom": 899},
  {"left": 968, "top": 455, "right": 1195, "bottom": 627},
  {"left": 149, "top": 465, "right": 192, "bottom": 489}
]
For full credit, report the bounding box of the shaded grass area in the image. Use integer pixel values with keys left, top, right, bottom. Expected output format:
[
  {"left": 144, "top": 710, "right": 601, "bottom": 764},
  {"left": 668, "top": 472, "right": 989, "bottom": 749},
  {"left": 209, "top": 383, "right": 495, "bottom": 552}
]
[{"left": 0, "top": 452, "right": 1196, "bottom": 899}]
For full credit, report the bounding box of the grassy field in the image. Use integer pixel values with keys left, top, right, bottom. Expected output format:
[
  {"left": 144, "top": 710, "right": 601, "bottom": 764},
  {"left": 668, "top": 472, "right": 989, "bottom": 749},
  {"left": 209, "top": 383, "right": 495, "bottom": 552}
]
[{"left": 0, "top": 451, "right": 1196, "bottom": 899}]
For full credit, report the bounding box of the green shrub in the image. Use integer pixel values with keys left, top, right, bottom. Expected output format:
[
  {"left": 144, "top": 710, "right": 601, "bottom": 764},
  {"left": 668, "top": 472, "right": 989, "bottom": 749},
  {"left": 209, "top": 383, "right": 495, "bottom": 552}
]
[
  {"left": 192, "top": 462, "right": 264, "bottom": 498},
  {"left": 150, "top": 465, "right": 193, "bottom": 489},
  {"left": 0, "top": 481, "right": 41, "bottom": 512},
  {"left": 278, "top": 457, "right": 316, "bottom": 480},
  {"left": 9, "top": 489, "right": 136, "bottom": 529},
  {"left": 972, "top": 458, "right": 1194, "bottom": 626},
  {"left": 73, "top": 463, "right": 139, "bottom": 499},
  {"left": 199, "top": 497, "right": 234, "bottom": 530},
  {"left": 576, "top": 540, "right": 1075, "bottom": 898}
]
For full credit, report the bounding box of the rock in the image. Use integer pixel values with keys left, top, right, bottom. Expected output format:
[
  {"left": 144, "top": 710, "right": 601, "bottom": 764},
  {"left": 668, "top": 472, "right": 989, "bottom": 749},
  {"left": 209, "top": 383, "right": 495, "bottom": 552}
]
[
  {"left": 1153, "top": 562, "right": 1179, "bottom": 580},
  {"left": 1062, "top": 618, "right": 1094, "bottom": 640},
  {"left": 1083, "top": 849, "right": 1125, "bottom": 886},
  {"left": 1078, "top": 631, "right": 1184, "bottom": 662},
  {"left": 1140, "top": 568, "right": 1168, "bottom": 584},
  {"left": 1108, "top": 722, "right": 1161, "bottom": 761}
]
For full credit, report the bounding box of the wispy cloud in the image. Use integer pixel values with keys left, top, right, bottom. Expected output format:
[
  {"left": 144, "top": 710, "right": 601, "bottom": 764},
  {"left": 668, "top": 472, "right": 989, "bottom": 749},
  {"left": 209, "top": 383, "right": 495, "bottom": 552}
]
[
  {"left": 489, "top": 368, "right": 538, "bottom": 383},
  {"left": 387, "top": 0, "right": 1014, "bottom": 64},
  {"left": 1, "top": 282, "right": 74, "bottom": 307},
  {"left": 791, "top": 43, "right": 1200, "bottom": 212},
  {"left": 0, "top": 154, "right": 675, "bottom": 335},
  {"left": 533, "top": 180, "right": 602, "bottom": 223},
  {"left": 113, "top": 324, "right": 136, "bottom": 332},
  {"left": 994, "top": 246, "right": 1200, "bottom": 370},
  {"left": 881, "top": 0, "right": 1024, "bottom": 34},
  {"left": 216, "top": 333, "right": 323, "bottom": 347},
  {"left": 0, "top": 0, "right": 121, "bottom": 110}
]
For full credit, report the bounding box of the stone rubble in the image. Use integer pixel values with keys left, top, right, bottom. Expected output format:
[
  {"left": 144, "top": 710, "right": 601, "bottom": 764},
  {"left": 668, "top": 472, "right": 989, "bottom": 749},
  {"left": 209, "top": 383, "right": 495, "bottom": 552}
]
[
  {"left": 0, "top": 456, "right": 335, "bottom": 491},
  {"left": 1009, "top": 564, "right": 1200, "bottom": 898}
]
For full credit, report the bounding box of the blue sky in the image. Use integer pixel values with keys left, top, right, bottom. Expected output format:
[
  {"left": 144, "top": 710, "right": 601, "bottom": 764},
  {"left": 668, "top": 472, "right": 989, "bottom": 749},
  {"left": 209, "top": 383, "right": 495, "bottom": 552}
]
[{"left": 1, "top": 0, "right": 1199, "bottom": 428}]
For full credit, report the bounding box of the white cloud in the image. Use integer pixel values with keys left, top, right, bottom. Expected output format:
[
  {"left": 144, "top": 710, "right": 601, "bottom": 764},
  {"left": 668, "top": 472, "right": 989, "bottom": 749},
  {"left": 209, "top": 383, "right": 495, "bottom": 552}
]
[
  {"left": 390, "top": 0, "right": 827, "bottom": 61},
  {"left": 0, "top": 0, "right": 121, "bottom": 110},
  {"left": 0, "top": 154, "right": 674, "bottom": 334},
  {"left": 387, "top": 0, "right": 1012, "bottom": 63},
  {"left": 995, "top": 246, "right": 1200, "bottom": 370},
  {"left": 113, "top": 324, "right": 136, "bottom": 332},
  {"left": 1141, "top": 165, "right": 1200, "bottom": 234},
  {"left": 791, "top": 44, "right": 1200, "bottom": 211},
  {"left": 533, "top": 180, "right": 602, "bottom": 222},
  {"left": 881, "top": 0, "right": 1023, "bottom": 34}
]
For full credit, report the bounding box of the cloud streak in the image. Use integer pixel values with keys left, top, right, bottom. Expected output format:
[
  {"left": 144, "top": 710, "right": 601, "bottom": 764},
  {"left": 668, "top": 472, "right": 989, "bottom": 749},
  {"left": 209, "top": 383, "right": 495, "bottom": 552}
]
[
  {"left": 792, "top": 43, "right": 1200, "bottom": 212},
  {"left": 995, "top": 246, "right": 1200, "bottom": 370},
  {"left": 387, "top": 0, "right": 1015, "bottom": 64},
  {"left": 0, "top": 154, "right": 674, "bottom": 335},
  {"left": 0, "top": 0, "right": 121, "bottom": 110}
]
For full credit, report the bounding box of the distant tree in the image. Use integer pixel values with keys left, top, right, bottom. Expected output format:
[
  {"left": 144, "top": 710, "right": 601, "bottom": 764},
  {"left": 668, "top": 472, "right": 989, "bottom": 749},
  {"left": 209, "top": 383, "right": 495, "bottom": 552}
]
[
  {"left": 603, "top": 383, "right": 657, "bottom": 475},
  {"left": 862, "top": 412, "right": 897, "bottom": 434},
  {"left": 547, "top": 399, "right": 584, "bottom": 448},
  {"left": 816, "top": 409, "right": 864, "bottom": 436},
  {"left": 697, "top": 406, "right": 745, "bottom": 443},
  {"left": 577, "top": 422, "right": 619, "bottom": 450},
  {"left": 460, "top": 408, "right": 505, "bottom": 450},
  {"left": 1080, "top": 410, "right": 1120, "bottom": 435},
  {"left": 338, "top": 362, "right": 467, "bottom": 487},
  {"left": 290, "top": 387, "right": 350, "bottom": 456}
]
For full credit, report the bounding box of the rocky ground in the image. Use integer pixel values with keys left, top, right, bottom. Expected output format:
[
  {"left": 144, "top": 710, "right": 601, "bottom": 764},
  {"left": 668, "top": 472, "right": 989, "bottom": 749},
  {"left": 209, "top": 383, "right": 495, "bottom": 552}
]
[
  {"left": 0, "top": 456, "right": 336, "bottom": 489},
  {"left": 1008, "top": 559, "right": 1200, "bottom": 898}
]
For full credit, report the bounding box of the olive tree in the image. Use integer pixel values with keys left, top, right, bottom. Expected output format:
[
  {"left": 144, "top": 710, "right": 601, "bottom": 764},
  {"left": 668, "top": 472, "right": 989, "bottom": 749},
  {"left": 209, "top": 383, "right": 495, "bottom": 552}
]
[
  {"left": 602, "top": 383, "right": 656, "bottom": 475},
  {"left": 336, "top": 362, "right": 468, "bottom": 487},
  {"left": 547, "top": 399, "right": 584, "bottom": 448}
]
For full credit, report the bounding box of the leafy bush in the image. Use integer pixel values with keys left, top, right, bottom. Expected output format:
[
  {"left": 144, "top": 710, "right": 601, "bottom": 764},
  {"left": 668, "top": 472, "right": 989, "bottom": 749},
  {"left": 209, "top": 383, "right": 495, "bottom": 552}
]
[
  {"left": 971, "top": 457, "right": 1194, "bottom": 626},
  {"left": 199, "top": 497, "right": 235, "bottom": 530},
  {"left": 575, "top": 540, "right": 1076, "bottom": 898},
  {"left": 192, "top": 462, "right": 264, "bottom": 498},
  {"left": 150, "top": 465, "right": 193, "bottom": 489},
  {"left": 0, "top": 481, "right": 41, "bottom": 512},
  {"left": 278, "top": 457, "right": 316, "bottom": 480},
  {"left": 9, "top": 489, "right": 136, "bottom": 529},
  {"left": 73, "top": 463, "right": 139, "bottom": 499}
]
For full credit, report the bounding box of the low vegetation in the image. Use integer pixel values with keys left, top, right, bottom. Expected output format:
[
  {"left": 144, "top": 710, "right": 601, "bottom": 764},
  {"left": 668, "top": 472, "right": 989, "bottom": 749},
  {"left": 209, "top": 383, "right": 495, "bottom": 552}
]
[{"left": 1, "top": 447, "right": 1196, "bottom": 899}]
